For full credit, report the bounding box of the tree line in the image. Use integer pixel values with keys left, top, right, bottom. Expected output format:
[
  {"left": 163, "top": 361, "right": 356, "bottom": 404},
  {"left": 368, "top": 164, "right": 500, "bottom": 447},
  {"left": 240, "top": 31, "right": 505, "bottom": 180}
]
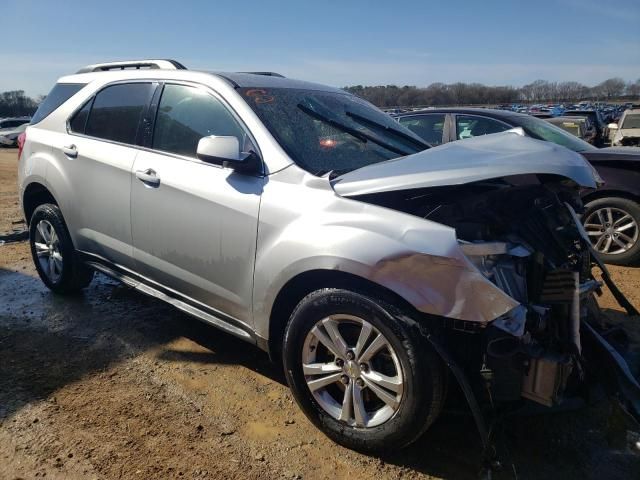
[
  {"left": 345, "top": 77, "right": 640, "bottom": 108},
  {"left": 2, "top": 77, "right": 639, "bottom": 117},
  {"left": 0, "top": 90, "right": 41, "bottom": 118}
]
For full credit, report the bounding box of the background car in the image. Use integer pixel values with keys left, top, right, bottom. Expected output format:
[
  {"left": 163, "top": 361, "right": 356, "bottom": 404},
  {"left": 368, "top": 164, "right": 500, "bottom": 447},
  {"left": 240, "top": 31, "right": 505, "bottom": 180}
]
[
  {"left": 563, "top": 110, "right": 607, "bottom": 146},
  {"left": 546, "top": 115, "right": 597, "bottom": 144},
  {"left": 0, "top": 122, "right": 28, "bottom": 147},
  {"left": 394, "top": 108, "right": 640, "bottom": 265},
  {"left": 610, "top": 108, "right": 640, "bottom": 147},
  {"left": 545, "top": 116, "right": 587, "bottom": 139},
  {"left": 0, "top": 116, "right": 30, "bottom": 132}
]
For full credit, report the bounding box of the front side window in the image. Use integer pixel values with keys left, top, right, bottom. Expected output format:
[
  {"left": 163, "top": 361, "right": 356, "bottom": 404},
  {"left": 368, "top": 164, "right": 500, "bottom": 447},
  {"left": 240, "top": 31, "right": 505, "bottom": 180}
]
[
  {"left": 85, "top": 83, "right": 155, "bottom": 145},
  {"left": 238, "top": 87, "right": 427, "bottom": 176},
  {"left": 455, "top": 115, "right": 510, "bottom": 140},
  {"left": 152, "top": 84, "right": 246, "bottom": 158},
  {"left": 398, "top": 114, "right": 445, "bottom": 145}
]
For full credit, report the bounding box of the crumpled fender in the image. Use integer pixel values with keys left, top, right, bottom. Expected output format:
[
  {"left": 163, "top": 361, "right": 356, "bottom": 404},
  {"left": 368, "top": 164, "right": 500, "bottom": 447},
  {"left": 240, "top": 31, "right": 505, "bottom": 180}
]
[{"left": 252, "top": 167, "right": 519, "bottom": 340}]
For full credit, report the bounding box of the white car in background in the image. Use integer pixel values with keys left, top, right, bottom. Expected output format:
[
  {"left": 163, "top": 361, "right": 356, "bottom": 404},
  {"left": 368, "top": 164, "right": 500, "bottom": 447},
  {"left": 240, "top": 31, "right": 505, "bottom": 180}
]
[
  {"left": 0, "top": 123, "right": 28, "bottom": 147},
  {"left": 610, "top": 108, "right": 640, "bottom": 147}
]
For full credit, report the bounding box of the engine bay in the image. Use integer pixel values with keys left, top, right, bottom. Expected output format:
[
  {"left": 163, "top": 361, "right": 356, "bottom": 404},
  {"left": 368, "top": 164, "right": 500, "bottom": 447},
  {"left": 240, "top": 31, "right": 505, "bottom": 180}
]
[{"left": 354, "top": 174, "right": 608, "bottom": 409}]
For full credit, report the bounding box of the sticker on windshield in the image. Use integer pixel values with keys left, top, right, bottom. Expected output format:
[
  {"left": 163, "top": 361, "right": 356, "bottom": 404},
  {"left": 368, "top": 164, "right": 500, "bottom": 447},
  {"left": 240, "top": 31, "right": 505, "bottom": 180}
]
[{"left": 245, "top": 89, "right": 275, "bottom": 104}]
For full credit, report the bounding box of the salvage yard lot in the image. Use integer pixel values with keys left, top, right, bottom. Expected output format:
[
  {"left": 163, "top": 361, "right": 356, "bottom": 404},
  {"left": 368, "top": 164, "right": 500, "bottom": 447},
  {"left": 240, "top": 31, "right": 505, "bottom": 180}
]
[{"left": 0, "top": 149, "right": 639, "bottom": 479}]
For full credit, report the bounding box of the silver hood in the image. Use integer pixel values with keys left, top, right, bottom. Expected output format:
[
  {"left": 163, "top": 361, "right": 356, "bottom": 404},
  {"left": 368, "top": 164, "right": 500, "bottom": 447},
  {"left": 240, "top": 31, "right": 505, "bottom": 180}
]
[{"left": 333, "top": 131, "right": 599, "bottom": 197}]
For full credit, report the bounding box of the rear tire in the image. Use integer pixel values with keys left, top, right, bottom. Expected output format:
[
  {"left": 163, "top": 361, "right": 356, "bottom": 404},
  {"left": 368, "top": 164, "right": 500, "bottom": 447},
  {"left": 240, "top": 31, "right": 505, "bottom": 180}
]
[
  {"left": 583, "top": 197, "right": 640, "bottom": 266},
  {"left": 283, "top": 288, "right": 444, "bottom": 452},
  {"left": 29, "top": 203, "right": 94, "bottom": 294}
]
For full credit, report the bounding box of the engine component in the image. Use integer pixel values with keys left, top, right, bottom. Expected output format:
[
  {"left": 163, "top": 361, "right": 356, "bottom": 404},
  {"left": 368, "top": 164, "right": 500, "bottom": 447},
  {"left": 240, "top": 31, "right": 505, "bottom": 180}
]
[{"left": 521, "top": 356, "right": 573, "bottom": 407}]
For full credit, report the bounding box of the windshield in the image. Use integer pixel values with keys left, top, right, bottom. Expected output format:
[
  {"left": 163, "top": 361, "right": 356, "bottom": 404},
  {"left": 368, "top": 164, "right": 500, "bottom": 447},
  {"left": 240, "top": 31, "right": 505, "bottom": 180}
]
[
  {"left": 238, "top": 87, "right": 427, "bottom": 175},
  {"left": 622, "top": 113, "right": 640, "bottom": 129},
  {"left": 513, "top": 115, "right": 596, "bottom": 152}
]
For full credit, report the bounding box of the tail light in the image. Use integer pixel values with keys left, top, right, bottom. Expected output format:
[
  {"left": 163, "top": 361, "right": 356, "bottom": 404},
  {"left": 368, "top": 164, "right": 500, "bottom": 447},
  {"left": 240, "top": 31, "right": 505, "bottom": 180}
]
[{"left": 17, "top": 132, "right": 26, "bottom": 160}]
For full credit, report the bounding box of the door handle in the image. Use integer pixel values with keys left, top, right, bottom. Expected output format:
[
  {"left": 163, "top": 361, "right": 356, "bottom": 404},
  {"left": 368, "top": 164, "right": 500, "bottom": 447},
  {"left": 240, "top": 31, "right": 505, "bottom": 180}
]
[
  {"left": 135, "top": 168, "right": 161, "bottom": 187},
  {"left": 62, "top": 144, "right": 77, "bottom": 158}
]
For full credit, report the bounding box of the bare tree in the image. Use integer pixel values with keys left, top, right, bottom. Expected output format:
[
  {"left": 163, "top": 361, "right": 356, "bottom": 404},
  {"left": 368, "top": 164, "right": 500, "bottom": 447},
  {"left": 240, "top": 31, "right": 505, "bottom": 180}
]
[{"left": 596, "top": 78, "right": 626, "bottom": 99}]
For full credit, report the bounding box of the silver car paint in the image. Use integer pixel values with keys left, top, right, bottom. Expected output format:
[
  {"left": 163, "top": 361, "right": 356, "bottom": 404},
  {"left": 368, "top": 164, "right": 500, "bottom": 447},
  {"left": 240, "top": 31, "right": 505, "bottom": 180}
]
[
  {"left": 250, "top": 163, "right": 521, "bottom": 340},
  {"left": 19, "top": 71, "right": 292, "bottom": 277},
  {"left": 19, "top": 68, "right": 598, "bottom": 348},
  {"left": 333, "top": 131, "right": 598, "bottom": 197},
  {"left": 131, "top": 148, "right": 264, "bottom": 327}
]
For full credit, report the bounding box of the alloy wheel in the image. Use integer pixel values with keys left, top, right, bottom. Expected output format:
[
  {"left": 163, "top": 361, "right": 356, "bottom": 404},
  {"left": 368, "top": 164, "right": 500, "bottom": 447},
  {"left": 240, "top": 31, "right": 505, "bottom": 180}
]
[
  {"left": 33, "top": 219, "right": 63, "bottom": 282},
  {"left": 584, "top": 206, "right": 639, "bottom": 255},
  {"left": 301, "top": 314, "right": 404, "bottom": 428}
]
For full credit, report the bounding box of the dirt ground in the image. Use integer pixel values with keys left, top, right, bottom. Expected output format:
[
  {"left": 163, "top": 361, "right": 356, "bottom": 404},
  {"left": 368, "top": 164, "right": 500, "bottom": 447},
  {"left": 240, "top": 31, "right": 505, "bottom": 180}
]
[{"left": 1, "top": 148, "right": 639, "bottom": 480}]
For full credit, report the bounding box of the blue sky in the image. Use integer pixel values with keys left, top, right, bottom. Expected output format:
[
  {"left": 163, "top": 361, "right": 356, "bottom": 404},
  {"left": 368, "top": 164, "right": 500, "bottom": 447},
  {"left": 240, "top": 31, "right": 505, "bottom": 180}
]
[{"left": 2, "top": 0, "right": 639, "bottom": 96}]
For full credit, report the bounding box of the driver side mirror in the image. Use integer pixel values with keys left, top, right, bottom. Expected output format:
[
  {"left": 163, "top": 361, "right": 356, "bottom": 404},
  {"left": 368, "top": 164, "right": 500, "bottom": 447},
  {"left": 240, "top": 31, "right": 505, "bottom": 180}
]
[
  {"left": 196, "top": 135, "right": 261, "bottom": 174},
  {"left": 608, "top": 123, "right": 619, "bottom": 130}
]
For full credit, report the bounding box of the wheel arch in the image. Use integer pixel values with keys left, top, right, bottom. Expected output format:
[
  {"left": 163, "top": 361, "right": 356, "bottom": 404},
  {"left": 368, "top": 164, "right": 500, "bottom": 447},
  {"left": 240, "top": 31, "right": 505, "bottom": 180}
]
[
  {"left": 267, "top": 269, "right": 419, "bottom": 361},
  {"left": 22, "top": 182, "right": 59, "bottom": 224},
  {"left": 582, "top": 189, "right": 640, "bottom": 206}
]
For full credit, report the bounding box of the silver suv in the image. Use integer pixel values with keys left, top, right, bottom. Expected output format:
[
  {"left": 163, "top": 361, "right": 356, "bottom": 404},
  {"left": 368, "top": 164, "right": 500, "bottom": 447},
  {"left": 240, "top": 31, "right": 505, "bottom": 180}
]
[{"left": 17, "top": 59, "right": 637, "bottom": 454}]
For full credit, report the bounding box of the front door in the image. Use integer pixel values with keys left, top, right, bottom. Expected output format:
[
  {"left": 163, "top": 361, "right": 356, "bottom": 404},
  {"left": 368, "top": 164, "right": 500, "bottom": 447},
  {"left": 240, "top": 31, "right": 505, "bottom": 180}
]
[{"left": 130, "top": 83, "right": 264, "bottom": 328}]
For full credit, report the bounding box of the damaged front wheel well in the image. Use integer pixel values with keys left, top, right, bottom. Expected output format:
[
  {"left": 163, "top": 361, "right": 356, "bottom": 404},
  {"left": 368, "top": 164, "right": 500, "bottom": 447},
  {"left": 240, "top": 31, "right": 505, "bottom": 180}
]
[{"left": 267, "top": 270, "right": 418, "bottom": 362}]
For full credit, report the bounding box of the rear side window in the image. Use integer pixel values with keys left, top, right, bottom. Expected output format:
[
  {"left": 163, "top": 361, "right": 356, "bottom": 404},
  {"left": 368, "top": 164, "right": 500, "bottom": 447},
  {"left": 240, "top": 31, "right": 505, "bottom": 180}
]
[
  {"left": 152, "top": 84, "right": 246, "bottom": 157},
  {"left": 398, "top": 114, "right": 446, "bottom": 145},
  {"left": 85, "top": 83, "right": 155, "bottom": 145},
  {"left": 455, "top": 115, "right": 510, "bottom": 140},
  {"left": 31, "top": 83, "right": 85, "bottom": 124}
]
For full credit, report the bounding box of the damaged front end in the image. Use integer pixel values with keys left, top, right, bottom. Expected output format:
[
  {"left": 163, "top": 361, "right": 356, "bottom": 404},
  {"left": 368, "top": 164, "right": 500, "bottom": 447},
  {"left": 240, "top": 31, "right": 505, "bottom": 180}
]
[
  {"left": 334, "top": 133, "right": 640, "bottom": 451},
  {"left": 359, "top": 176, "right": 608, "bottom": 411}
]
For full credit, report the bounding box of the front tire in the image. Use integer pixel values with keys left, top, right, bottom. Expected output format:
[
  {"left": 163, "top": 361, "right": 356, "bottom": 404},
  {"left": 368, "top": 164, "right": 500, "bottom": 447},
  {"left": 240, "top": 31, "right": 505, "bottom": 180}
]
[
  {"left": 29, "top": 203, "right": 94, "bottom": 293},
  {"left": 583, "top": 197, "right": 640, "bottom": 265},
  {"left": 283, "top": 289, "right": 444, "bottom": 452}
]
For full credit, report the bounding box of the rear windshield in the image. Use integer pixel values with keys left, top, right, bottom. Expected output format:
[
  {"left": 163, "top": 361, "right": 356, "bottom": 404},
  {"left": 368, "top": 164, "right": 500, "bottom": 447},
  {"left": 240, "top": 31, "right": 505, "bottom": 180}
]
[
  {"left": 31, "top": 83, "right": 86, "bottom": 124},
  {"left": 622, "top": 114, "right": 640, "bottom": 129}
]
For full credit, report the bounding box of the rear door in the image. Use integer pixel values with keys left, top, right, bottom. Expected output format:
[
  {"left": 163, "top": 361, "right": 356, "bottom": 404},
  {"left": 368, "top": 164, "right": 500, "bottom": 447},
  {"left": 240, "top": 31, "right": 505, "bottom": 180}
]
[
  {"left": 130, "top": 83, "right": 264, "bottom": 328},
  {"left": 62, "top": 82, "right": 156, "bottom": 268}
]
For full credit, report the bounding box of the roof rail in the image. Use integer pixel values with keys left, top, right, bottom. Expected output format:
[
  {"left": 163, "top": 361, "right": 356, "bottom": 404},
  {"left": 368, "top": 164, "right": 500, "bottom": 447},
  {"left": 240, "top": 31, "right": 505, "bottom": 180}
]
[
  {"left": 239, "top": 71, "right": 285, "bottom": 78},
  {"left": 76, "top": 59, "right": 187, "bottom": 74}
]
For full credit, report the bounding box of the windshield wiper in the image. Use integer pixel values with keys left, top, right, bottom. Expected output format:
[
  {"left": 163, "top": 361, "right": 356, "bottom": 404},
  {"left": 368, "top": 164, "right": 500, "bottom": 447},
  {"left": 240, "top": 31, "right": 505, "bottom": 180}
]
[
  {"left": 297, "top": 103, "right": 412, "bottom": 156},
  {"left": 345, "top": 110, "right": 430, "bottom": 150}
]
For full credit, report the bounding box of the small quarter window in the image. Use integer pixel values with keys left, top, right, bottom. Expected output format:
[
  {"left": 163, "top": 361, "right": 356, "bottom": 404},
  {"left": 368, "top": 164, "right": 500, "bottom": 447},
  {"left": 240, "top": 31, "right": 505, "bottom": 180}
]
[{"left": 69, "top": 99, "right": 93, "bottom": 134}]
